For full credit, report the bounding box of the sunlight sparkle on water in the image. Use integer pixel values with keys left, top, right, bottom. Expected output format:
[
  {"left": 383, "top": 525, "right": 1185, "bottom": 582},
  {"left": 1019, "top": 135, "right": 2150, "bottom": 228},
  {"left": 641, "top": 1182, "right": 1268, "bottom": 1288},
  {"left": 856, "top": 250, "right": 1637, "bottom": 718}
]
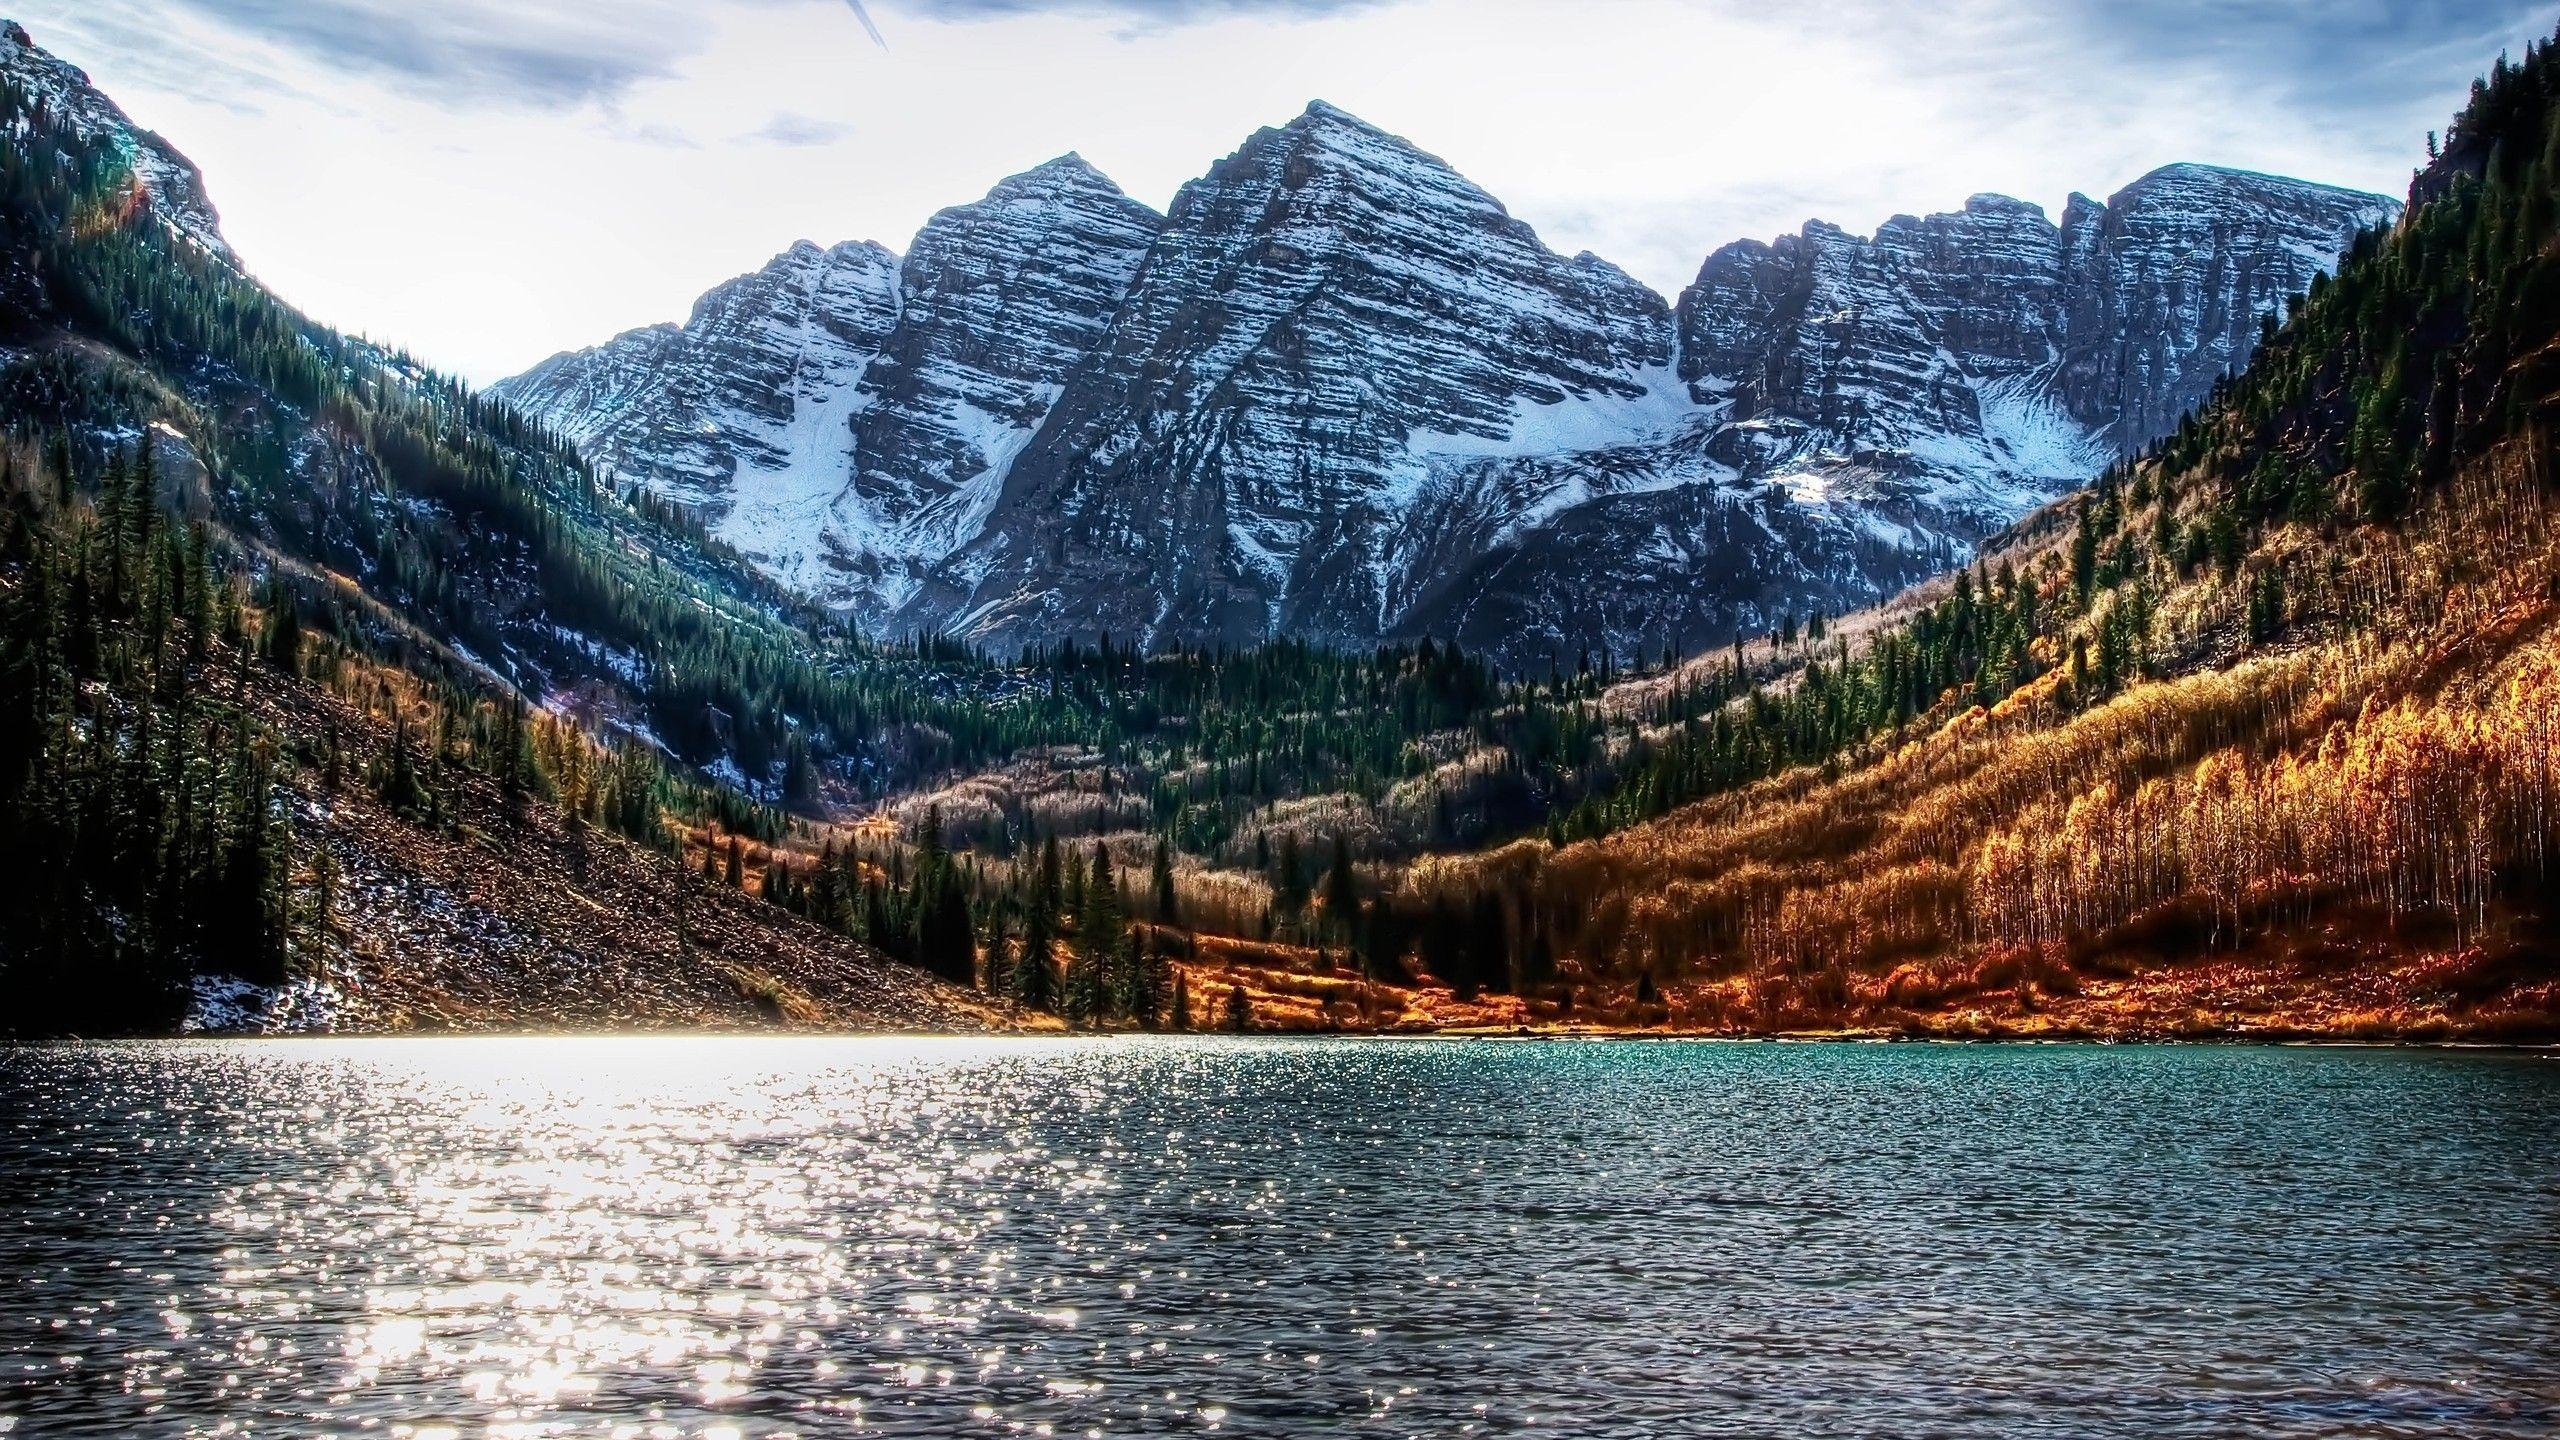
[{"left": 2, "top": 1037, "right": 2557, "bottom": 1437}]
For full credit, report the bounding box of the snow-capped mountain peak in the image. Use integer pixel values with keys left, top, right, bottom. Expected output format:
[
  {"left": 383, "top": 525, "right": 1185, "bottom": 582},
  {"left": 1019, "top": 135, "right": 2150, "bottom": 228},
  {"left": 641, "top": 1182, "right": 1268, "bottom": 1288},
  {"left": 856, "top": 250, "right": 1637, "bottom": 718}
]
[
  {"left": 501, "top": 103, "right": 2396, "bottom": 670},
  {"left": 494, "top": 156, "right": 1163, "bottom": 617}
]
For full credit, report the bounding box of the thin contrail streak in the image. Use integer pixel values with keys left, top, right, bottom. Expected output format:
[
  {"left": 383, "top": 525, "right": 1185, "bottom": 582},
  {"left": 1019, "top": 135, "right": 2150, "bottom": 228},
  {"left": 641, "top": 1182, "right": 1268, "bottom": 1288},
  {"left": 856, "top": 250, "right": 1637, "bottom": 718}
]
[{"left": 844, "top": 0, "right": 889, "bottom": 48}]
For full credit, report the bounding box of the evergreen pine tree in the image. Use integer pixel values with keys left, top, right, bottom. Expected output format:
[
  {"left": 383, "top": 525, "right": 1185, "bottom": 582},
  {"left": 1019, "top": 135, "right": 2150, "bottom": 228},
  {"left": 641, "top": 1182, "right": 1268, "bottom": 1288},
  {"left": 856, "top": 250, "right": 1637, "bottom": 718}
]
[
  {"left": 1320, "top": 834, "right": 1358, "bottom": 937},
  {"left": 1012, "top": 898, "right": 1058, "bottom": 1012},
  {"left": 256, "top": 577, "right": 300, "bottom": 672},
  {"left": 1275, "top": 831, "right": 1306, "bottom": 914},
  {"left": 1151, "top": 836, "right": 1177, "bottom": 924}
]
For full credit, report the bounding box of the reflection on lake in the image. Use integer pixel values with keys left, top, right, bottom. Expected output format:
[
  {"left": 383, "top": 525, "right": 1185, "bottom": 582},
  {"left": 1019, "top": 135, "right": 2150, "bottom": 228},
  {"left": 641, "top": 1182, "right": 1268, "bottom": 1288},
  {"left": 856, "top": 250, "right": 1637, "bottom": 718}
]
[{"left": 2, "top": 1037, "right": 2556, "bottom": 1436}]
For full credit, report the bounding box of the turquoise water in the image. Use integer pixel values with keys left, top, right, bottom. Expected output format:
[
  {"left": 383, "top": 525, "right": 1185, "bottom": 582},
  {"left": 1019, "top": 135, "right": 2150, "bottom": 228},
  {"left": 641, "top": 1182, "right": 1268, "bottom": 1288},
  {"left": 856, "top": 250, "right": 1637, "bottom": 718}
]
[{"left": 1, "top": 1038, "right": 2554, "bottom": 1437}]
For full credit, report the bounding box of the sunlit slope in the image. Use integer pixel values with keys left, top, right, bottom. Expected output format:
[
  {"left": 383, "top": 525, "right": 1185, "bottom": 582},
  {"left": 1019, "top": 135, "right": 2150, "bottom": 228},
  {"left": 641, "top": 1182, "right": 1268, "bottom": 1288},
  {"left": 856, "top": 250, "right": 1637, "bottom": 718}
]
[{"left": 1425, "top": 37, "right": 2560, "bottom": 1038}]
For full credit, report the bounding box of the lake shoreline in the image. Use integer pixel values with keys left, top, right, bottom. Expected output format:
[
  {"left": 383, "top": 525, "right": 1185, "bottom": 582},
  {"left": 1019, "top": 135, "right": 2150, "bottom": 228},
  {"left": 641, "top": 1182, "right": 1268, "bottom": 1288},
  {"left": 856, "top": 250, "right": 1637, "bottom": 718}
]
[
  {"left": 23, "top": 937, "right": 2554, "bottom": 1046},
  {"left": 29, "top": 1023, "right": 2557, "bottom": 1050}
]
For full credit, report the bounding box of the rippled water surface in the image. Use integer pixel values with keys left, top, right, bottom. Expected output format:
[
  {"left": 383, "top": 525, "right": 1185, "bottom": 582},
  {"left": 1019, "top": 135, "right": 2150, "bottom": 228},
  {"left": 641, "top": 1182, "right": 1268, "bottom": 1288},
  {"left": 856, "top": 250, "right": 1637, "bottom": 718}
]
[{"left": 3, "top": 1039, "right": 2556, "bottom": 1438}]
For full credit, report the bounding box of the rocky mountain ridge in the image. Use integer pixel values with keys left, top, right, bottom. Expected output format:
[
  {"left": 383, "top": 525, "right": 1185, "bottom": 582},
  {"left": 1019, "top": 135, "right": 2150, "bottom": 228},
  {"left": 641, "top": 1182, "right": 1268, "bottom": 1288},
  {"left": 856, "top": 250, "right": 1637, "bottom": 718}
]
[
  {"left": 0, "top": 19, "right": 229, "bottom": 262},
  {"left": 500, "top": 155, "right": 1164, "bottom": 618},
  {"left": 502, "top": 102, "right": 2398, "bottom": 668}
]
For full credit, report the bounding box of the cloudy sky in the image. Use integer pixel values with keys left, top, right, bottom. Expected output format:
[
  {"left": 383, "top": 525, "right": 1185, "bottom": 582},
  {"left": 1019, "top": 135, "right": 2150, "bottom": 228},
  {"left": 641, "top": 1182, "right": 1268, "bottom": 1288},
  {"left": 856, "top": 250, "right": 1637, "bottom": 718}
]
[{"left": 15, "top": 0, "right": 2555, "bottom": 383}]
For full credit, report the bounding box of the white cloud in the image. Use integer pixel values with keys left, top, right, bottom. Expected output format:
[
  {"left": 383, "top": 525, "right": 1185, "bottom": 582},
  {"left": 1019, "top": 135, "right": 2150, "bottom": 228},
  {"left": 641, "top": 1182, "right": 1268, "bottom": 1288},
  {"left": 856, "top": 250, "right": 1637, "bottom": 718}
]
[{"left": 740, "top": 111, "right": 860, "bottom": 146}]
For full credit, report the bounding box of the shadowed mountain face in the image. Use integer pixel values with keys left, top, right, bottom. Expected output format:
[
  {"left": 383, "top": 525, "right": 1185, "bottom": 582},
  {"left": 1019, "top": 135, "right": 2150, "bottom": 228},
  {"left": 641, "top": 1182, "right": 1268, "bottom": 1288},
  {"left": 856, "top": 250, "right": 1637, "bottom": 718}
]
[{"left": 501, "top": 104, "right": 2394, "bottom": 669}]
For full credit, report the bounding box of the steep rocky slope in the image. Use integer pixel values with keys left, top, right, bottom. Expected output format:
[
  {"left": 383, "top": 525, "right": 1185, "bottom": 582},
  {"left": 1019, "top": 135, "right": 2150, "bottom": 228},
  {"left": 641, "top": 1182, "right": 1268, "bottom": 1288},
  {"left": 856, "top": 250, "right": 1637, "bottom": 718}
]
[
  {"left": 243, "top": 643, "right": 1015, "bottom": 1034},
  {"left": 498, "top": 238, "right": 905, "bottom": 585},
  {"left": 904, "top": 101, "right": 1687, "bottom": 651},
  {"left": 501, "top": 157, "right": 1163, "bottom": 616},
  {"left": 1440, "top": 166, "right": 2399, "bottom": 667},
  {"left": 0, "top": 20, "right": 226, "bottom": 260},
  {"left": 1676, "top": 166, "right": 2398, "bottom": 521},
  {"left": 507, "top": 105, "right": 2391, "bottom": 668}
]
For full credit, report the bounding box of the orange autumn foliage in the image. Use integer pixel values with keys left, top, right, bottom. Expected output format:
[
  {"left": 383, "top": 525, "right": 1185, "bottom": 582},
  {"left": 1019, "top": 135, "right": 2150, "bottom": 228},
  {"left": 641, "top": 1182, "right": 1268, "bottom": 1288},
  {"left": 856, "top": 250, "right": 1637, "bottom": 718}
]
[{"left": 1434, "top": 445, "right": 2560, "bottom": 1026}]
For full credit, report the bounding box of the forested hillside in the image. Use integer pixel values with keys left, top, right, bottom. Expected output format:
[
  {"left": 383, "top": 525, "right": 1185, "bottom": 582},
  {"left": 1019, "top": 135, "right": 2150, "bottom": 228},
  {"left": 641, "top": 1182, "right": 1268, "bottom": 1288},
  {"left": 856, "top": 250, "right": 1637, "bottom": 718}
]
[
  {"left": 1369, "top": 38, "right": 2560, "bottom": 1037},
  {"left": 0, "top": 25, "right": 1027, "bottom": 1033}
]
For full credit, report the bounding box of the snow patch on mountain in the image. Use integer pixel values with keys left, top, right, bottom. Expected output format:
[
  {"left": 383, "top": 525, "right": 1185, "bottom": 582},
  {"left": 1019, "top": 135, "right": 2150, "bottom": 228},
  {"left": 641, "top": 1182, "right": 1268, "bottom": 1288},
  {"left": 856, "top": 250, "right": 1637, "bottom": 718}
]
[{"left": 498, "top": 157, "right": 1161, "bottom": 618}]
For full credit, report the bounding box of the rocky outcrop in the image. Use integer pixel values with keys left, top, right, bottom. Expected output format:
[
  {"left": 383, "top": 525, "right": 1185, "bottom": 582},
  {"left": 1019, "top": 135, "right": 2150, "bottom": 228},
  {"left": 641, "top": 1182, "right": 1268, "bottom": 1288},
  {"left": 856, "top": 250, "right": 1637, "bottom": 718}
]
[
  {"left": 1678, "top": 166, "right": 2397, "bottom": 535},
  {"left": 841, "top": 155, "right": 1162, "bottom": 614},
  {"left": 2059, "top": 164, "right": 2396, "bottom": 448},
  {"left": 497, "top": 239, "right": 905, "bottom": 602},
  {"left": 902, "top": 101, "right": 1685, "bottom": 650},
  {"left": 0, "top": 21, "right": 229, "bottom": 263}
]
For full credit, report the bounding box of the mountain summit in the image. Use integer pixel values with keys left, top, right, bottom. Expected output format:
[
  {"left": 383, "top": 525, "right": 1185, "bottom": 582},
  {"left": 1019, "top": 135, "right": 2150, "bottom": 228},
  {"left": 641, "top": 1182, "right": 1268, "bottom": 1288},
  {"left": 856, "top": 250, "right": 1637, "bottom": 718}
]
[{"left": 500, "top": 105, "right": 2396, "bottom": 667}]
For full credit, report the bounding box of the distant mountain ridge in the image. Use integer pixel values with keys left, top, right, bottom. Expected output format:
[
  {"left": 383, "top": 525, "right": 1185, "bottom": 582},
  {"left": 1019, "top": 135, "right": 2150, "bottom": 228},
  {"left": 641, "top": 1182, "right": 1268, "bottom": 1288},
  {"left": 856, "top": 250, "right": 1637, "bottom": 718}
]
[{"left": 500, "top": 102, "right": 2397, "bottom": 668}]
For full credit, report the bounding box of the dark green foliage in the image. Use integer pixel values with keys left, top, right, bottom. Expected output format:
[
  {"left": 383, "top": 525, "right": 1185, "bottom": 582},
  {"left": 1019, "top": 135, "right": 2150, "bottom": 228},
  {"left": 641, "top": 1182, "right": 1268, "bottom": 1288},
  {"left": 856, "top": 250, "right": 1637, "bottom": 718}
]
[
  {"left": 1151, "top": 836, "right": 1177, "bottom": 924},
  {"left": 0, "top": 449, "right": 293, "bottom": 1033},
  {"left": 256, "top": 575, "right": 301, "bottom": 672},
  {"left": 1011, "top": 896, "right": 1058, "bottom": 1012},
  {"left": 1320, "top": 834, "right": 1358, "bottom": 937},
  {"left": 370, "top": 712, "right": 437, "bottom": 825},
  {"left": 1062, "top": 939, "right": 1109, "bottom": 1027},
  {"left": 901, "top": 808, "right": 977, "bottom": 986},
  {"left": 1112, "top": 930, "right": 1168, "bottom": 1028},
  {"left": 1556, "top": 559, "right": 2063, "bottom": 841},
  {"left": 1357, "top": 900, "right": 1412, "bottom": 986},
  {"left": 1274, "top": 831, "right": 1306, "bottom": 913}
]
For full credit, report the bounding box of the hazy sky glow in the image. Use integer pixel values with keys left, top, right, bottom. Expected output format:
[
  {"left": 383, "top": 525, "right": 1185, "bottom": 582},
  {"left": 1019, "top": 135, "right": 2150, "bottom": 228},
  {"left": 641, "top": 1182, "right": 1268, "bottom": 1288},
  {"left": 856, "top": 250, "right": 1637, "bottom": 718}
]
[{"left": 15, "top": 0, "right": 2555, "bottom": 382}]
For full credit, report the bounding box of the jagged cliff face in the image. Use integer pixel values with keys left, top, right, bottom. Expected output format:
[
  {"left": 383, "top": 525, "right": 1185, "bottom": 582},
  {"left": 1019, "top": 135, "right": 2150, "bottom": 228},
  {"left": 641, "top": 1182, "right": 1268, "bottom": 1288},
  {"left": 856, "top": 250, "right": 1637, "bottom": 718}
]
[
  {"left": 497, "top": 158, "right": 1160, "bottom": 614},
  {"left": 905, "top": 102, "right": 1685, "bottom": 649},
  {"left": 0, "top": 22, "right": 228, "bottom": 264},
  {"left": 496, "top": 239, "right": 904, "bottom": 604},
  {"left": 2058, "top": 164, "right": 2398, "bottom": 448},
  {"left": 843, "top": 155, "right": 1163, "bottom": 614},
  {"left": 1678, "top": 166, "right": 2396, "bottom": 533},
  {"left": 502, "top": 102, "right": 2395, "bottom": 668}
]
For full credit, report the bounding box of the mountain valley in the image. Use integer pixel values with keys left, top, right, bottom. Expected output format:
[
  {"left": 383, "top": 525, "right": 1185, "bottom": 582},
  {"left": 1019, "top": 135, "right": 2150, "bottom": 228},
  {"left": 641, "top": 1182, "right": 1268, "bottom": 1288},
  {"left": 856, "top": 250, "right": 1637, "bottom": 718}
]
[{"left": 0, "top": 15, "right": 2553, "bottom": 1043}]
